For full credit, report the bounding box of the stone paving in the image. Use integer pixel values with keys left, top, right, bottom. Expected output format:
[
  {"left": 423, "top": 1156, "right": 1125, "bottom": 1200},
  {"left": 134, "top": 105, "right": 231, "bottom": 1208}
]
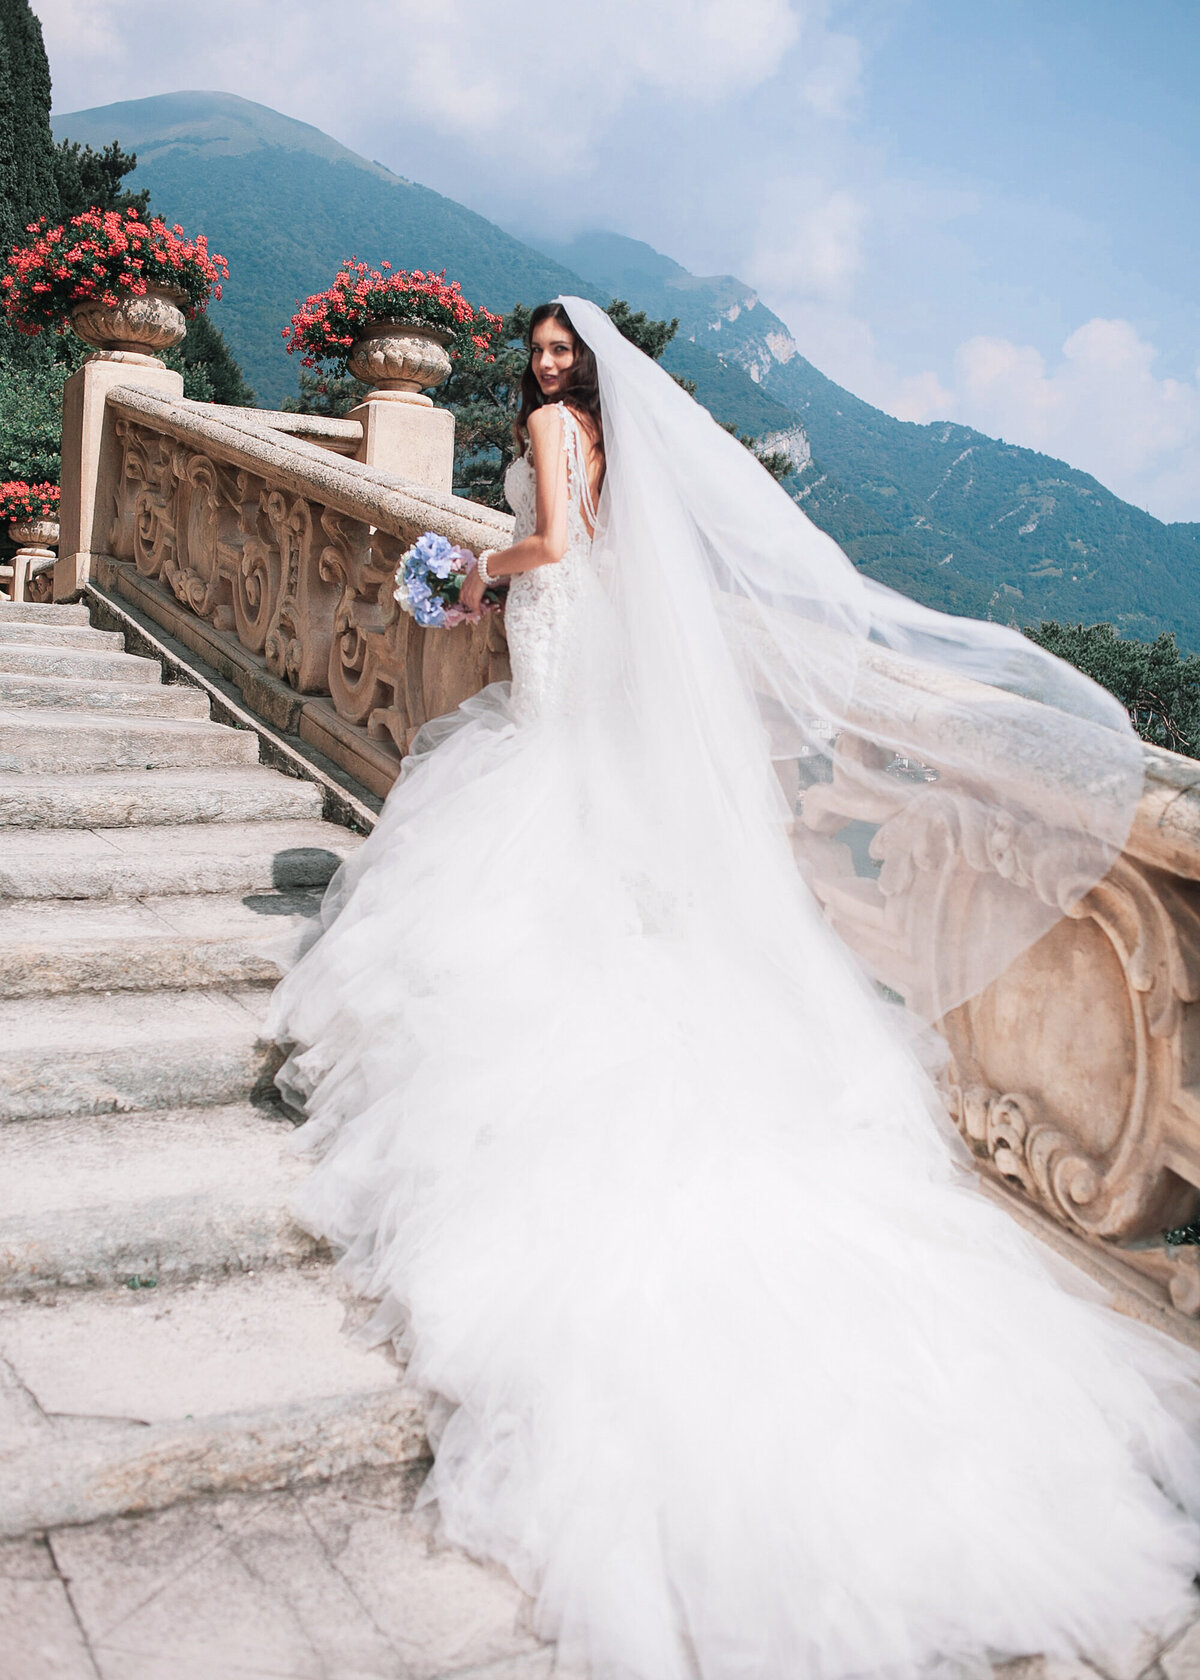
[
  {"left": 1, "top": 599, "right": 1198, "bottom": 1679},
  {"left": 0, "top": 1468, "right": 551, "bottom": 1680}
]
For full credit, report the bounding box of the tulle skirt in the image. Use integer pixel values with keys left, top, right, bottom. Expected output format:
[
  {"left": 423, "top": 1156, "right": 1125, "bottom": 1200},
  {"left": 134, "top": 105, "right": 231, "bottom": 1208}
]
[{"left": 268, "top": 682, "right": 1200, "bottom": 1680}]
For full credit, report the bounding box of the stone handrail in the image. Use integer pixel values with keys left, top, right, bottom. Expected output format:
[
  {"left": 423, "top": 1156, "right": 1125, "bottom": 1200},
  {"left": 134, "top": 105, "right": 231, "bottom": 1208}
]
[
  {"left": 216, "top": 406, "right": 364, "bottom": 455},
  {"left": 51, "top": 355, "right": 1200, "bottom": 1342},
  {"left": 58, "top": 367, "right": 512, "bottom": 795},
  {"left": 722, "top": 592, "right": 1200, "bottom": 1334},
  {"left": 796, "top": 716, "right": 1200, "bottom": 1336}
]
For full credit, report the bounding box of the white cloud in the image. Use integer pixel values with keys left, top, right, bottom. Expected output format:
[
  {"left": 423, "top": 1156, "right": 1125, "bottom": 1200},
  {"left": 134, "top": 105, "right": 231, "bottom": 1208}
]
[
  {"left": 797, "top": 27, "right": 861, "bottom": 117},
  {"left": 826, "top": 316, "right": 1200, "bottom": 523},
  {"left": 39, "top": 0, "right": 809, "bottom": 169},
  {"left": 946, "top": 319, "right": 1200, "bottom": 520},
  {"left": 747, "top": 179, "right": 866, "bottom": 302}
]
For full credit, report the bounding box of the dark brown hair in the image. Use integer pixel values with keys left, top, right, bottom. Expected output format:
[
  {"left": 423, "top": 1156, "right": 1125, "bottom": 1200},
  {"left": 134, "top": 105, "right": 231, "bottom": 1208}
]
[{"left": 514, "top": 303, "right": 605, "bottom": 477}]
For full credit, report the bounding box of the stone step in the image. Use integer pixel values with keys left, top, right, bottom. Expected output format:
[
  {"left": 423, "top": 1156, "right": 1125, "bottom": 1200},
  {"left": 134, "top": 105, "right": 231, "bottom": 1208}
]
[
  {"left": 0, "top": 668, "right": 210, "bottom": 717},
  {"left": 0, "top": 765, "right": 326, "bottom": 828},
  {"left": 0, "top": 1105, "right": 317, "bottom": 1294},
  {"left": 0, "top": 986, "right": 279, "bottom": 1121},
  {"left": 24, "top": 1466, "right": 550, "bottom": 1680},
  {"left": 0, "top": 620, "right": 124, "bottom": 651},
  {"left": 0, "top": 707, "right": 260, "bottom": 774},
  {"left": 0, "top": 817, "right": 359, "bottom": 899},
  {"left": 0, "top": 1268, "right": 424, "bottom": 1539},
  {"left": 0, "top": 600, "right": 88, "bottom": 626},
  {"left": 0, "top": 887, "right": 322, "bottom": 996},
  {"left": 0, "top": 641, "right": 160, "bottom": 683}
]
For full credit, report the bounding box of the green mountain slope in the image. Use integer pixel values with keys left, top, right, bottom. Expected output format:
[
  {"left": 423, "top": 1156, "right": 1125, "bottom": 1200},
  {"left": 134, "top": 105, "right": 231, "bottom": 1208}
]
[
  {"left": 542, "top": 231, "right": 1200, "bottom": 645},
  {"left": 50, "top": 98, "right": 1200, "bottom": 645},
  {"left": 766, "top": 353, "right": 1200, "bottom": 640},
  {"left": 53, "top": 92, "right": 605, "bottom": 406}
]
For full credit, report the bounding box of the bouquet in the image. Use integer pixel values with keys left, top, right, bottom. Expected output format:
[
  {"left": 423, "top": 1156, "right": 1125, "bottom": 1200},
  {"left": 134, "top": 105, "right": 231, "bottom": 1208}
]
[
  {"left": 2, "top": 208, "right": 226, "bottom": 336},
  {"left": 394, "top": 531, "right": 503, "bottom": 629},
  {"left": 0, "top": 481, "right": 60, "bottom": 524}
]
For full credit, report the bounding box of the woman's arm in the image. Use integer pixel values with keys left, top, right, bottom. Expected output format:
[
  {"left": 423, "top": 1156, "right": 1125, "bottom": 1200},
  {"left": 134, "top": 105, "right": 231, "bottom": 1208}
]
[{"left": 460, "top": 406, "right": 568, "bottom": 612}]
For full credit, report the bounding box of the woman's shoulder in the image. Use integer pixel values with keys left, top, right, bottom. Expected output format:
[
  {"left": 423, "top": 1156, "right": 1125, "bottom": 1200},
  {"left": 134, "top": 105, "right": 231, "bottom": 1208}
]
[
  {"left": 530, "top": 403, "right": 597, "bottom": 450},
  {"left": 526, "top": 403, "right": 565, "bottom": 436}
]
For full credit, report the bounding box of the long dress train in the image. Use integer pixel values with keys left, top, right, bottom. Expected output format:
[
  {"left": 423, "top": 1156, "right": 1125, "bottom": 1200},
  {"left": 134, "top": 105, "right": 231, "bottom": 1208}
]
[{"left": 268, "top": 382, "right": 1200, "bottom": 1680}]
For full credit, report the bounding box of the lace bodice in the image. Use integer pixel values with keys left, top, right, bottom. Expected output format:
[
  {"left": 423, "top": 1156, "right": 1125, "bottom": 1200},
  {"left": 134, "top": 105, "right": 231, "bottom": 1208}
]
[{"left": 502, "top": 404, "right": 598, "bottom": 722}]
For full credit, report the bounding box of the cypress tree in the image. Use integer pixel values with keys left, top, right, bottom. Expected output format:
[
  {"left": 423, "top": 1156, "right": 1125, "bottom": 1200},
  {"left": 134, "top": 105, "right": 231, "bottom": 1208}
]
[{"left": 0, "top": 0, "right": 60, "bottom": 249}]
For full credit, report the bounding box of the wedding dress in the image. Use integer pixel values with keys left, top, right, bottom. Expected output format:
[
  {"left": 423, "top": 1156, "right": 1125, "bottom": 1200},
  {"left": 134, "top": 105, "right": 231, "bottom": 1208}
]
[{"left": 267, "top": 300, "right": 1200, "bottom": 1680}]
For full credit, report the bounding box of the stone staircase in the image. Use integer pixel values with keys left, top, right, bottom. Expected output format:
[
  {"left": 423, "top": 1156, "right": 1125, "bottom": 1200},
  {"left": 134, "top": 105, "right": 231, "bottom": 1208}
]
[
  {"left": 3, "top": 603, "right": 1199, "bottom": 1680},
  {"left": 0, "top": 602, "right": 549, "bottom": 1679}
]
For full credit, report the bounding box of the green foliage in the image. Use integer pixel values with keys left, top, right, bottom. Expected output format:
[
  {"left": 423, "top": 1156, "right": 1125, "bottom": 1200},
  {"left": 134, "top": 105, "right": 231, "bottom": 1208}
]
[
  {"left": 605, "top": 299, "right": 678, "bottom": 361},
  {"left": 174, "top": 312, "right": 255, "bottom": 406},
  {"left": 440, "top": 303, "right": 529, "bottom": 507},
  {"left": 0, "top": 331, "right": 82, "bottom": 482},
  {"left": 761, "top": 351, "right": 1200, "bottom": 646},
  {"left": 61, "top": 96, "right": 1200, "bottom": 652},
  {"left": 0, "top": 0, "right": 59, "bottom": 253},
  {"left": 281, "top": 366, "right": 368, "bottom": 418},
  {"left": 52, "top": 138, "right": 147, "bottom": 218},
  {"left": 107, "top": 144, "right": 606, "bottom": 408},
  {"left": 1025, "top": 620, "right": 1200, "bottom": 759}
]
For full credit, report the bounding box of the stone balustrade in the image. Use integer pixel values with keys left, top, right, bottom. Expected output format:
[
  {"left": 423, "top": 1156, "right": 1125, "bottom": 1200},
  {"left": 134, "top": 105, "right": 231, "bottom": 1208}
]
[
  {"left": 58, "top": 366, "right": 512, "bottom": 797},
  {"left": 50, "top": 353, "right": 1200, "bottom": 1341},
  {"left": 796, "top": 693, "right": 1200, "bottom": 1339}
]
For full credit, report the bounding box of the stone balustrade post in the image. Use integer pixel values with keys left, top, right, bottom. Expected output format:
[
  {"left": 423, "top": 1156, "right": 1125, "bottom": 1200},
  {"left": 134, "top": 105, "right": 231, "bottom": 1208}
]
[
  {"left": 56, "top": 352, "right": 184, "bottom": 600},
  {"left": 345, "top": 391, "right": 455, "bottom": 493}
]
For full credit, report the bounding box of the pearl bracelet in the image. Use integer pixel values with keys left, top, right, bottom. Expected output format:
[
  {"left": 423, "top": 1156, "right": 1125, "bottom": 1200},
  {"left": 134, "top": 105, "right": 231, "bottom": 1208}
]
[{"left": 476, "top": 549, "right": 497, "bottom": 587}]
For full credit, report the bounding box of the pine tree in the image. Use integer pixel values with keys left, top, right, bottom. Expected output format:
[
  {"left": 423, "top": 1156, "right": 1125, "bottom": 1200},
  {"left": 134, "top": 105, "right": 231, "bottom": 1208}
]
[
  {"left": 53, "top": 138, "right": 149, "bottom": 219},
  {"left": 174, "top": 313, "right": 256, "bottom": 407},
  {"left": 1025, "top": 621, "right": 1200, "bottom": 759}
]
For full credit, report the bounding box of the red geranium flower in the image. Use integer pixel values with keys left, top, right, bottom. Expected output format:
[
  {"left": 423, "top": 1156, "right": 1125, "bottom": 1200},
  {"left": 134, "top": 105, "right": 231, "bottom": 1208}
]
[
  {"left": 2, "top": 210, "right": 228, "bottom": 338},
  {"left": 282, "top": 258, "right": 505, "bottom": 379}
]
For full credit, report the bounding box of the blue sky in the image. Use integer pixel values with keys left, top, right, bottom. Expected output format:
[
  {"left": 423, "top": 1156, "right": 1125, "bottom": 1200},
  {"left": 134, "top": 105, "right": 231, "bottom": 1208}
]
[
  {"left": 861, "top": 0, "right": 1198, "bottom": 374},
  {"left": 40, "top": 0, "right": 1200, "bottom": 519}
]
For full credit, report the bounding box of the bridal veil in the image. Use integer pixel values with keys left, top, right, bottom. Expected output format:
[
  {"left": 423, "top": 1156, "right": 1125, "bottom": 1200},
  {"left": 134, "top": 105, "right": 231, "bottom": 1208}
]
[{"left": 561, "top": 296, "right": 1144, "bottom": 1024}]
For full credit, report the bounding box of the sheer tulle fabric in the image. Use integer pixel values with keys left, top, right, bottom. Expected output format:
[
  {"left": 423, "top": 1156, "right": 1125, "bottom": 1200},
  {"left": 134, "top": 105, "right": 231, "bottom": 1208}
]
[
  {"left": 560, "top": 297, "right": 1143, "bottom": 1019},
  {"left": 268, "top": 336, "right": 1200, "bottom": 1680}
]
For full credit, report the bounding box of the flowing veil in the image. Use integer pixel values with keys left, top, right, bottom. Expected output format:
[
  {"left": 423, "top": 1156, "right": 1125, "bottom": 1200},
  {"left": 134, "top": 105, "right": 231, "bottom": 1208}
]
[
  {"left": 266, "top": 301, "right": 1200, "bottom": 1680},
  {"left": 561, "top": 296, "right": 1145, "bottom": 1023}
]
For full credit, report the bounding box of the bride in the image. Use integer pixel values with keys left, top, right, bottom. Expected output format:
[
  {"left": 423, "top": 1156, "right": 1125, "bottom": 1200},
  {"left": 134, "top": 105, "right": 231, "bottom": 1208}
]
[{"left": 268, "top": 298, "right": 1200, "bottom": 1679}]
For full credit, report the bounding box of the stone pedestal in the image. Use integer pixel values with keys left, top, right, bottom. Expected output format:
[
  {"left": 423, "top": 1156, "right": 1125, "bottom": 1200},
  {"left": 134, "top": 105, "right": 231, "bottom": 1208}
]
[
  {"left": 56, "top": 352, "right": 184, "bottom": 600},
  {"left": 4, "top": 520, "right": 59, "bottom": 603},
  {"left": 346, "top": 393, "right": 455, "bottom": 494}
]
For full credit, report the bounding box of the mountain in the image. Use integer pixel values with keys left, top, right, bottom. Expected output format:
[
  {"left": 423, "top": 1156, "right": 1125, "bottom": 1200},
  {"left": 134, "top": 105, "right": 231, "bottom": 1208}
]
[
  {"left": 52, "top": 92, "right": 605, "bottom": 407},
  {"left": 52, "top": 96, "right": 1200, "bottom": 646},
  {"left": 538, "top": 232, "right": 1200, "bottom": 643}
]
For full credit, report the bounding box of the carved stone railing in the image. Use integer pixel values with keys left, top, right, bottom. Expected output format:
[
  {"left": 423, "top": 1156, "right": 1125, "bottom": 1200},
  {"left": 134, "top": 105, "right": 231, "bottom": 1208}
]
[
  {"left": 797, "top": 667, "right": 1200, "bottom": 1338},
  {"left": 66, "top": 381, "right": 512, "bottom": 797}
]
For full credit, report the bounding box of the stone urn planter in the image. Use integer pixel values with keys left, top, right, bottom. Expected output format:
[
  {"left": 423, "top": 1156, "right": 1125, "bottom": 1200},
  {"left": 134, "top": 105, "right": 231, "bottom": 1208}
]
[
  {"left": 70, "top": 286, "right": 188, "bottom": 356},
  {"left": 347, "top": 321, "right": 453, "bottom": 400},
  {"left": 3, "top": 519, "right": 58, "bottom": 603}
]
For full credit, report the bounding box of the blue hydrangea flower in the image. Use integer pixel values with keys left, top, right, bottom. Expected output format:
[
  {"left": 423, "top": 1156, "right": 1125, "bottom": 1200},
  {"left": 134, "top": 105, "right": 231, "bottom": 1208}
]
[
  {"left": 413, "top": 595, "right": 446, "bottom": 627},
  {"left": 412, "top": 531, "right": 457, "bottom": 580},
  {"left": 394, "top": 530, "right": 468, "bottom": 630}
]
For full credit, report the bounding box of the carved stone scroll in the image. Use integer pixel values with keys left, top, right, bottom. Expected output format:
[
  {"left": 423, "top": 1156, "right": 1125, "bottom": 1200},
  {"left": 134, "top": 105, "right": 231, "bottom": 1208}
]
[
  {"left": 799, "top": 727, "right": 1200, "bottom": 1300},
  {"left": 106, "top": 395, "right": 513, "bottom": 761}
]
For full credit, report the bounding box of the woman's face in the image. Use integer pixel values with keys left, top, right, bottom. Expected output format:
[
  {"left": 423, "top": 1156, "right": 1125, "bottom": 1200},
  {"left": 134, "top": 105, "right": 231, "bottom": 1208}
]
[{"left": 531, "top": 317, "right": 576, "bottom": 396}]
